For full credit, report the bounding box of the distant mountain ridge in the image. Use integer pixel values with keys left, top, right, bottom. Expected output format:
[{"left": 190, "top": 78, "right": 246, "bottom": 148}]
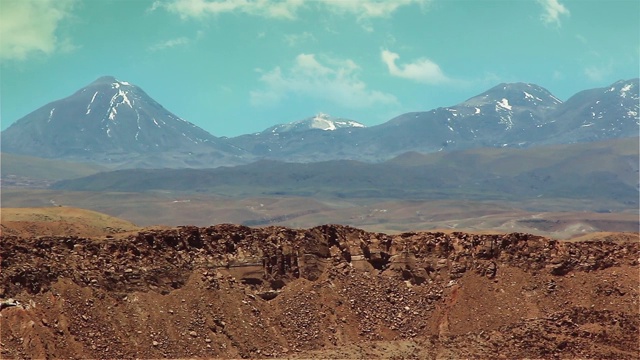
[
  {"left": 52, "top": 137, "right": 639, "bottom": 210},
  {"left": 228, "top": 113, "right": 367, "bottom": 161},
  {"left": 539, "top": 79, "right": 640, "bottom": 144},
  {"left": 2, "top": 76, "right": 638, "bottom": 168},
  {"left": 364, "top": 82, "right": 565, "bottom": 154},
  {"left": 263, "top": 113, "right": 365, "bottom": 133},
  {"left": 228, "top": 79, "right": 638, "bottom": 162}
]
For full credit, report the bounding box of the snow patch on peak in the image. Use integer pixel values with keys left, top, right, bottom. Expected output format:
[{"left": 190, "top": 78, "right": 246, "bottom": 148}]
[
  {"left": 314, "top": 112, "right": 330, "bottom": 120},
  {"left": 309, "top": 113, "right": 365, "bottom": 130},
  {"left": 496, "top": 98, "right": 512, "bottom": 111},
  {"left": 105, "top": 87, "right": 134, "bottom": 121},
  {"left": 111, "top": 78, "right": 132, "bottom": 88},
  {"left": 549, "top": 94, "right": 562, "bottom": 104},
  {"left": 108, "top": 106, "right": 118, "bottom": 121},
  {"left": 267, "top": 113, "right": 365, "bottom": 134},
  {"left": 311, "top": 116, "right": 337, "bottom": 130},
  {"left": 86, "top": 91, "right": 98, "bottom": 115},
  {"left": 48, "top": 108, "right": 55, "bottom": 123},
  {"left": 523, "top": 91, "right": 543, "bottom": 102},
  {"left": 620, "top": 83, "right": 634, "bottom": 98},
  {"left": 120, "top": 90, "right": 133, "bottom": 108},
  {"left": 620, "top": 83, "right": 632, "bottom": 92}
]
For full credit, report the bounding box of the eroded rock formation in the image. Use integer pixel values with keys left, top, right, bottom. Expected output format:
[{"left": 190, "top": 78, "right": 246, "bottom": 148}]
[{"left": 1, "top": 225, "right": 638, "bottom": 359}]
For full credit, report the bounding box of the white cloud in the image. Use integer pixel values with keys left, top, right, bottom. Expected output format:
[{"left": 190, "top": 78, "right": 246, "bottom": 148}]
[
  {"left": 537, "top": 0, "right": 570, "bottom": 27},
  {"left": 318, "top": 0, "right": 428, "bottom": 19},
  {"left": 148, "top": 37, "right": 191, "bottom": 51},
  {"left": 381, "top": 49, "right": 450, "bottom": 84},
  {"left": 0, "top": 0, "right": 76, "bottom": 61},
  {"left": 319, "top": 0, "right": 430, "bottom": 31},
  {"left": 584, "top": 64, "right": 613, "bottom": 82},
  {"left": 251, "top": 53, "right": 398, "bottom": 108},
  {"left": 153, "top": 0, "right": 428, "bottom": 22},
  {"left": 283, "top": 31, "right": 315, "bottom": 47},
  {"left": 153, "top": 0, "right": 305, "bottom": 19}
]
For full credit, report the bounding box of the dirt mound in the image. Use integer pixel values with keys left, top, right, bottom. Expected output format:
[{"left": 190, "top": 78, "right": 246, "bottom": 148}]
[
  {"left": 1, "top": 224, "right": 638, "bottom": 359},
  {"left": 567, "top": 231, "right": 640, "bottom": 242},
  {"left": 0, "top": 207, "right": 139, "bottom": 237}
]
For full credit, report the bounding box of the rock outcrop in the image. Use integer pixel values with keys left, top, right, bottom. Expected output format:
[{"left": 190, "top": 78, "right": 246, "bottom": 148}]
[{"left": 1, "top": 225, "right": 638, "bottom": 359}]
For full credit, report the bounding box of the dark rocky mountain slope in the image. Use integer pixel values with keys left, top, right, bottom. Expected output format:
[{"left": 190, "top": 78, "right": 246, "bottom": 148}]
[
  {"left": 1, "top": 76, "right": 247, "bottom": 168},
  {"left": 228, "top": 113, "right": 368, "bottom": 162},
  {"left": 3, "top": 77, "right": 637, "bottom": 167},
  {"left": 228, "top": 79, "right": 639, "bottom": 162},
  {"left": 52, "top": 137, "right": 639, "bottom": 209},
  {"left": 541, "top": 79, "right": 640, "bottom": 144}
]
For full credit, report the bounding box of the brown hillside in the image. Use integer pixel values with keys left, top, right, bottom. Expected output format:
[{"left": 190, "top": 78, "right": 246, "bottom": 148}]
[
  {"left": 0, "top": 207, "right": 139, "bottom": 237},
  {"left": 1, "top": 225, "right": 638, "bottom": 359}
]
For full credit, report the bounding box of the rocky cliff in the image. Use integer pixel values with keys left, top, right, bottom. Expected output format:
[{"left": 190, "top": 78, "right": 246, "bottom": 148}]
[{"left": 1, "top": 225, "right": 638, "bottom": 359}]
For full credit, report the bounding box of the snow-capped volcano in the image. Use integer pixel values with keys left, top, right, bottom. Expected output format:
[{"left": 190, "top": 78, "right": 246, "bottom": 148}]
[
  {"left": 1, "top": 76, "right": 244, "bottom": 167},
  {"left": 458, "top": 82, "right": 563, "bottom": 131},
  {"left": 380, "top": 82, "right": 564, "bottom": 148},
  {"left": 263, "top": 113, "right": 366, "bottom": 134},
  {"left": 64, "top": 76, "right": 216, "bottom": 148},
  {"left": 227, "top": 113, "right": 367, "bottom": 162},
  {"left": 540, "top": 78, "right": 640, "bottom": 143},
  {"left": 3, "top": 77, "right": 637, "bottom": 168},
  {"left": 462, "top": 82, "right": 563, "bottom": 109}
]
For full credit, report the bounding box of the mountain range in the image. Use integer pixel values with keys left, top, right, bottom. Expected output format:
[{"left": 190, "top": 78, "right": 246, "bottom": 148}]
[
  {"left": 2, "top": 76, "right": 638, "bottom": 168},
  {"left": 52, "top": 136, "right": 639, "bottom": 210},
  {"left": 230, "top": 80, "right": 638, "bottom": 163}
]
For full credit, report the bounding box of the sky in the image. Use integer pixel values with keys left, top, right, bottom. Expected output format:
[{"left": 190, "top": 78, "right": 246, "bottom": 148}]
[{"left": 1, "top": 0, "right": 638, "bottom": 137}]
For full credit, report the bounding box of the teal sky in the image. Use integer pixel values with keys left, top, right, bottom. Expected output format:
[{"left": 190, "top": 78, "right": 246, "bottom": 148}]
[{"left": 1, "top": 0, "right": 638, "bottom": 137}]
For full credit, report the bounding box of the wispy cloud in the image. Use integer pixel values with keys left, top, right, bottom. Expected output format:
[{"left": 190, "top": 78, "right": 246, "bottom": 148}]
[
  {"left": 152, "top": 0, "right": 428, "bottom": 23},
  {"left": 283, "top": 31, "right": 315, "bottom": 47},
  {"left": 584, "top": 64, "right": 613, "bottom": 82},
  {"left": 151, "top": 0, "right": 305, "bottom": 20},
  {"left": 381, "top": 49, "right": 450, "bottom": 84},
  {"left": 148, "top": 36, "right": 191, "bottom": 51},
  {"left": 319, "top": 0, "right": 429, "bottom": 19},
  {"left": 0, "top": 0, "right": 76, "bottom": 61},
  {"left": 251, "top": 53, "right": 398, "bottom": 108},
  {"left": 537, "top": 0, "right": 570, "bottom": 27},
  {"left": 575, "top": 34, "right": 588, "bottom": 45}
]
